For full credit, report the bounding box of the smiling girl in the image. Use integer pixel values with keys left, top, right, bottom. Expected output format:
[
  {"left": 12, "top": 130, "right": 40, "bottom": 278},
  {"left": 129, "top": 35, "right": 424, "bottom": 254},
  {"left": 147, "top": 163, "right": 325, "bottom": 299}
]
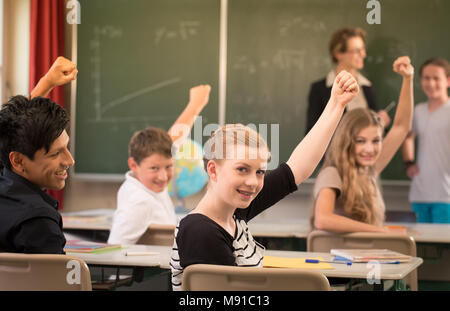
[
  {"left": 311, "top": 56, "right": 414, "bottom": 233},
  {"left": 171, "top": 70, "right": 359, "bottom": 290}
]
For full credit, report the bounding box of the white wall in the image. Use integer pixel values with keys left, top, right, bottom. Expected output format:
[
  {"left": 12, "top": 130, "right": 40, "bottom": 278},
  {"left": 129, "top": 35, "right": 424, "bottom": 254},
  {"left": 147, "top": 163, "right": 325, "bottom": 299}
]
[{"left": 5, "top": 0, "right": 29, "bottom": 98}]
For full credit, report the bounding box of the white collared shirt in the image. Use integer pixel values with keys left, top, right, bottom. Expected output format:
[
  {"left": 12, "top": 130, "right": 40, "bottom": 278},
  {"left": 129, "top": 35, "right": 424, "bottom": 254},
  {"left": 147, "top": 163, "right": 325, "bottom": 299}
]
[
  {"left": 326, "top": 70, "right": 372, "bottom": 111},
  {"left": 107, "top": 171, "right": 177, "bottom": 245}
]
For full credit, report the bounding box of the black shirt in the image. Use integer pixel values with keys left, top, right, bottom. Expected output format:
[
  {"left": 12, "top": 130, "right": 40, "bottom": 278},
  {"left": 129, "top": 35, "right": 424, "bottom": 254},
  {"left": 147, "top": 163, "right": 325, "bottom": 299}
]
[
  {"left": 170, "top": 162, "right": 298, "bottom": 290},
  {"left": 0, "top": 168, "right": 66, "bottom": 254}
]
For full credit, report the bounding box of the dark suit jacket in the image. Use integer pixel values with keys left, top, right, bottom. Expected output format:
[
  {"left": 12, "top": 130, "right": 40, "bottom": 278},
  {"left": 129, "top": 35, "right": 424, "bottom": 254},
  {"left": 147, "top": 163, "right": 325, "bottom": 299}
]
[
  {"left": 305, "top": 78, "right": 377, "bottom": 135},
  {"left": 0, "top": 168, "right": 66, "bottom": 254}
]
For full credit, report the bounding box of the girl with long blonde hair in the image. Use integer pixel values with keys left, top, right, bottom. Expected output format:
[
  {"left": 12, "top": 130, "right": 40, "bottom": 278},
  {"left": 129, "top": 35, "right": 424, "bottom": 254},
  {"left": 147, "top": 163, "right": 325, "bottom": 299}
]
[{"left": 312, "top": 56, "right": 415, "bottom": 233}]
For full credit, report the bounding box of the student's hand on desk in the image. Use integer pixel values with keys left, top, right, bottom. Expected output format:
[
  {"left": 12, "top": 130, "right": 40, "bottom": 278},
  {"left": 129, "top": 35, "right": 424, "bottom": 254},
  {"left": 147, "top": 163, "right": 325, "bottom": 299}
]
[
  {"left": 189, "top": 84, "right": 211, "bottom": 111},
  {"left": 393, "top": 56, "right": 414, "bottom": 78},
  {"left": 44, "top": 56, "right": 78, "bottom": 87},
  {"left": 330, "top": 70, "right": 359, "bottom": 108}
]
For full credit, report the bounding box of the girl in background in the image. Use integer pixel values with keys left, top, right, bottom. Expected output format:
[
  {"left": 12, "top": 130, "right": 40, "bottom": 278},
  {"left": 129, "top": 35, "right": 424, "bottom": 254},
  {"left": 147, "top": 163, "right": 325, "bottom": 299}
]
[{"left": 311, "top": 56, "right": 414, "bottom": 233}]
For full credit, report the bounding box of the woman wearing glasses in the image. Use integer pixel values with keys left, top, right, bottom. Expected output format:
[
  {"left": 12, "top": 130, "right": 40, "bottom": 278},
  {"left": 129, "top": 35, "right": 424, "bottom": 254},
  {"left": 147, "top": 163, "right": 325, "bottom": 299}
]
[{"left": 305, "top": 27, "right": 390, "bottom": 135}]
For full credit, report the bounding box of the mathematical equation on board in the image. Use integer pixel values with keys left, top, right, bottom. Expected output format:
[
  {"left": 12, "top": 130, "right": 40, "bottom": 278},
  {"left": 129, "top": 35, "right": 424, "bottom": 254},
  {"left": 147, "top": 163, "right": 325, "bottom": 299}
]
[{"left": 154, "top": 21, "right": 201, "bottom": 45}]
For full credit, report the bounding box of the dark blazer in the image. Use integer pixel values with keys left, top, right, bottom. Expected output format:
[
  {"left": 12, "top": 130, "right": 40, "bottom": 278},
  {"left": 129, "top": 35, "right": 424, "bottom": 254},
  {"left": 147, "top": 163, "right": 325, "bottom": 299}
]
[
  {"left": 0, "top": 168, "right": 66, "bottom": 254},
  {"left": 305, "top": 78, "right": 377, "bottom": 135}
]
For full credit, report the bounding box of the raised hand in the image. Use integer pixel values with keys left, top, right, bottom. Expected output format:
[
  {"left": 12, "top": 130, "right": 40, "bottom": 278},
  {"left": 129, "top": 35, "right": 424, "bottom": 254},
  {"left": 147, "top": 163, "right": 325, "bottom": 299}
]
[
  {"left": 330, "top": 70, "right": 359, "bottom": 108},
  {"left": 393, "top": 56, "right": 414, "bottom": 78},
  {"left": 44, "top": 56, "right": 78, "bottom": 87},
  {"left": 189, "top": 84, "right": 211, "bottom": 111},
  {"left": 30, "top": 57, "right": 78, "bottom": 99}
]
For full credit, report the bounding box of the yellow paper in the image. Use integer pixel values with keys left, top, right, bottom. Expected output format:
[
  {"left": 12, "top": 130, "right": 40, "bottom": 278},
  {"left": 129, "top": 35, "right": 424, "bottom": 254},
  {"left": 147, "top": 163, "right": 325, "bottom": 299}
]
[{"left": 263, "top": 256, "right": 334, "bottom": 270}]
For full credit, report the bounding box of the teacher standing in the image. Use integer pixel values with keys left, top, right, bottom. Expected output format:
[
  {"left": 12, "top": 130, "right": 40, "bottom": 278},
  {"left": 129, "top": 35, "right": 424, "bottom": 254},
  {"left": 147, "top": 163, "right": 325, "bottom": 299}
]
[{"left": 305, "top": 27, "right": 390, "bottom": 135}]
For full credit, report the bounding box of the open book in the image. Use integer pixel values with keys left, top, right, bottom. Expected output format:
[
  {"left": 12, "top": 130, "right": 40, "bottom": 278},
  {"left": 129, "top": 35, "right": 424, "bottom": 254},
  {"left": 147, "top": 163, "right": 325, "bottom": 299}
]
[
  {"left": 330, "top": 249, "right": 412, "bottom": 263},
  {"left": 64, "top": 240, "right": 121, "bottom": 253}
]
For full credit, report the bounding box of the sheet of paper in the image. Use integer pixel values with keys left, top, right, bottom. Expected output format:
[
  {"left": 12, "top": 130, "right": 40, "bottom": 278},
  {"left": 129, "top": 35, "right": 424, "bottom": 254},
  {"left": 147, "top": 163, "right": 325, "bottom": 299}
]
[{"left": 263, "top": 256, "right": 334, "bottom": 270}]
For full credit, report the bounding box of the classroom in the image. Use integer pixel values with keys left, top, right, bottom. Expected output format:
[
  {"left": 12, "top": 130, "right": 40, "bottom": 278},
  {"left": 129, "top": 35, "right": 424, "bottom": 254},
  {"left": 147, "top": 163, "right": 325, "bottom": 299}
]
[{"left": 0, "top": 0, "right": 449, "bottom": 299}]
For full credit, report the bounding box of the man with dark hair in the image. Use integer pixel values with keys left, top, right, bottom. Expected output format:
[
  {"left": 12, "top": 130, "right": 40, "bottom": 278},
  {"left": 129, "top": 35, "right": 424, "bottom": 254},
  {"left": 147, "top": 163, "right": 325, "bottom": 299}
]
[{"left": 0, "top": 57, "right": 77, "bottom": 254}]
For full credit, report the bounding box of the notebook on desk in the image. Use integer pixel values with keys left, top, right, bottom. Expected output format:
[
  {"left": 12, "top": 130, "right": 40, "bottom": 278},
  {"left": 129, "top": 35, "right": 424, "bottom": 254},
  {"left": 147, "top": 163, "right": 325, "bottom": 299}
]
[
  {"left": 330, "top": 249, "right": 412, "bottom": 263},
  {"left": 64, "top": 240, "right": 121, "bottom": 253}
]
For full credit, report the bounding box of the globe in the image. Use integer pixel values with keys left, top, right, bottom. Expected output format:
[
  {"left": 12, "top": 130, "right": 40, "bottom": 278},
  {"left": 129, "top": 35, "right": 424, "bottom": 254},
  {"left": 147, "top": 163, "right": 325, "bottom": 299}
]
[{"left": 168, "top": 138, "right": 208, "bottom": 202}]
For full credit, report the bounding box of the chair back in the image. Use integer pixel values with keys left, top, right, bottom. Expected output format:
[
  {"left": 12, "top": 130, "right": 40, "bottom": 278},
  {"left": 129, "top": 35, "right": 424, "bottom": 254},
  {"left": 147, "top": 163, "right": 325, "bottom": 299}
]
[
  {"left": 0, "top": 253, "right": 92, "bottom": 291},
  {"left": 182, "top": 264, "right": 331, "bottom": 291},
  {"left": 137, "top": 224, "right": 176, "bottom": 246},
  {"left": 307, "top": 230, "right": 418, "bottom": 290}
]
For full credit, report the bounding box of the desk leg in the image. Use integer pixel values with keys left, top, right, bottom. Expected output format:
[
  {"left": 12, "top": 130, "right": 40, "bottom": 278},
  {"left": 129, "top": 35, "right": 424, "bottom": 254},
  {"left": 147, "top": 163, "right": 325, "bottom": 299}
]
[
  {"left": 373, "top": 281, "right": 384, "bottom": 291},
  {"left": 392, "top": 279, "right": 407, "bottom": 291}
]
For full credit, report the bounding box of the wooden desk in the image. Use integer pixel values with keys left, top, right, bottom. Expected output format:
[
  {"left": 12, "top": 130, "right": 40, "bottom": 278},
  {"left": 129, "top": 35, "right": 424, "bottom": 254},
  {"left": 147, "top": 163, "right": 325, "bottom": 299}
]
[
  {"left": 386, "top": 222, "right": 450, "bottom": 244},
  {"left": 66, "top": 244, "right": 172, "bottom": 269},
  {"left": 61, "top": 209, "right": 450, "bottom": 243},
  {"left": 265, "top": 250, "right": 423, "bottom": 290},
  {"left": 66, "top": 240, "right": 422, "bottom": 291},
  {"left": 248, "top": 219, "right": 309, "bottom": 238},
  {"left": 62, "top": 209, "right": 114, "bottom": 231},
  {"left": 65, "top": 243, "right": 173, "bottom": 290}
]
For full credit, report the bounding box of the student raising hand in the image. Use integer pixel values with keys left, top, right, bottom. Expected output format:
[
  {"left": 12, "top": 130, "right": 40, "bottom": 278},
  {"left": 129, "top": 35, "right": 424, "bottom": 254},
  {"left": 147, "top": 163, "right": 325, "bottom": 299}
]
[
  {"left": 287, "top": 71, "right": 359, "bottom": 185},
  {"left": 189, "top": 84, "right": 211, "bottom": 112},
  {"left": 331, "top": 70, "right": 360, "bottom": 108},
  {"left": 168, "top": 84, "right": 211, "bottom": 149},
  {"left": 30, "top": 56, "right": 78, "bottom": 99},
  {"left": 393, "top": 56, "right": 414, "bottom": 78}
]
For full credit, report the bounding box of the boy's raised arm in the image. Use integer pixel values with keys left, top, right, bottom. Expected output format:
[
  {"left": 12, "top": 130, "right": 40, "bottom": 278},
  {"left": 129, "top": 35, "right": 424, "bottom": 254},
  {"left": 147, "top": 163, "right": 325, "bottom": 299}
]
[
  {"left": 168, "top": 84, "right": 211, "bottom": 149},
  {"left": 30, "top": 56, "right": 78, "bottom": 99}
]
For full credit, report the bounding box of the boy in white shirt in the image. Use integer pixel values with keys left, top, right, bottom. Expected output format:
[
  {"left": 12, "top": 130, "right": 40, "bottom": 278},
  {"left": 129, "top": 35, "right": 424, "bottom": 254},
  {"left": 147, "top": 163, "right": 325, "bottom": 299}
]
[{"left": 108, "top": 85, "right": 211, "bottom": 244}]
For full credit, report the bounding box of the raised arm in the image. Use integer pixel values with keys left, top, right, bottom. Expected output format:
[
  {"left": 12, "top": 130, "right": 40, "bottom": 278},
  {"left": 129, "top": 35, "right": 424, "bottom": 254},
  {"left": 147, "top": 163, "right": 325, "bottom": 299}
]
[
  {"left": 286, "top": 71, "right": 359, "bottom": 185},
  {"left": 30, "top": 56, "right": 78, "bottom": 99},
  {"left": 375, "top": 56, "right": 414, "bottom": 174},
  {"left": 401, "top": 132, "right": 419, "bottom": 179},
  {"left": 168, "top": 84, "right": 211, "bottom": 150}
]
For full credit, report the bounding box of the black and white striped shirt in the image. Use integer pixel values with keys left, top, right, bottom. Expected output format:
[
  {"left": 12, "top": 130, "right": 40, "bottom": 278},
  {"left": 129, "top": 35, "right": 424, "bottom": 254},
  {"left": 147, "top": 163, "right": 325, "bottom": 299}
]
[{"left": 170, "top": 163, "right": 298, "bottom": 291}]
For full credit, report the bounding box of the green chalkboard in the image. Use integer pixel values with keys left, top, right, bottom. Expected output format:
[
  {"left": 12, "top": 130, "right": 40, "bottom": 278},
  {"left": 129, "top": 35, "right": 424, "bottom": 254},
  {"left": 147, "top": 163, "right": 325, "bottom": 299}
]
[
  {"left": 225, "top": 0, "right": 450, "bottom": 181},
  {"left": 74, "top": 0, "right": 220, "bottom": 175},
  {"left": 74, "top": 0, "right": 449, "bottom": 181}
]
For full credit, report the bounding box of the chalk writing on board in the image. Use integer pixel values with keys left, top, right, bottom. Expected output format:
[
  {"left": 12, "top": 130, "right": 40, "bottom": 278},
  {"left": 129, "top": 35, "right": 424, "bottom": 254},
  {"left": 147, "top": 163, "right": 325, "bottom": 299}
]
[
  {"left": 279, "top": 17, "right": 326, "bottom": 36},
  {"left": 154, "top": 21, "right": 200, "bottom": 45},
  {"left": 232, "top": 49, "right": 306, "bottom": 74},
  {"left": 89, "top": 25, "right": 181, "bottom": 122},
  {"left": 366, "top": 55, "right": 384, "bottom": 64},
  {"left": 273, "top": 49, "right": 306, "bottom": 71},
  {"left": 90, "top": 25, "right": 123, "bottom": 121}
]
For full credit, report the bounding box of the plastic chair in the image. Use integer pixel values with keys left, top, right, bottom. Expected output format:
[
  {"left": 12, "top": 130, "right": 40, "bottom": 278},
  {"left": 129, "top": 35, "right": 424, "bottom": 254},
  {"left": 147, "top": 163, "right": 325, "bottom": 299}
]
[
  {"left": 182, "top": 264, "right": 331, "bottom": 291},
  {"left": 0, "top": 253, "right": 92, "bottom": 291},
  {"left": 307, "top": 230, "right": 418, "bottom": 291},
  {"left": 136, "top": 224, "right": 176, "bottom": 246}
]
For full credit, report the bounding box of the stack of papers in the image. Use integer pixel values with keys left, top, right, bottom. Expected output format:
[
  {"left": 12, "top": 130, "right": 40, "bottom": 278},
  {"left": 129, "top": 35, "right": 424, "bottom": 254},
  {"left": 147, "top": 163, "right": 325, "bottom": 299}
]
[
  {"left": 64, "top": 240, "right": 121, "bottom": 254},
  {"left": 330, "top": 249, "right": 411, "bottom": 263}
]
